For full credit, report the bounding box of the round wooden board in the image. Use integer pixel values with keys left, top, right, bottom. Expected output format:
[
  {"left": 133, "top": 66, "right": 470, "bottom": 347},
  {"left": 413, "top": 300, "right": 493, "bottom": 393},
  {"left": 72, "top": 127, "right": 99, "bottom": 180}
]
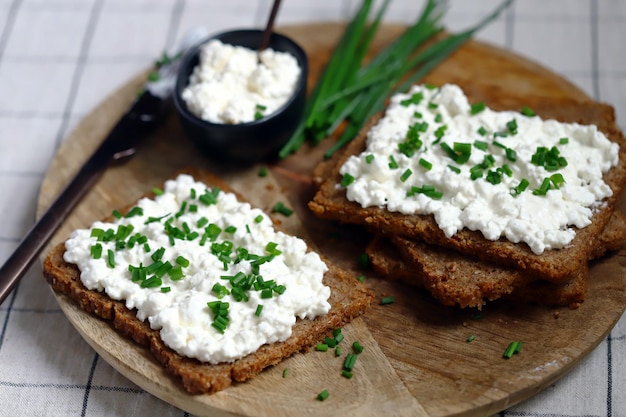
[{"left": 37, "top": 23, "right": 626, "bottom": 417}]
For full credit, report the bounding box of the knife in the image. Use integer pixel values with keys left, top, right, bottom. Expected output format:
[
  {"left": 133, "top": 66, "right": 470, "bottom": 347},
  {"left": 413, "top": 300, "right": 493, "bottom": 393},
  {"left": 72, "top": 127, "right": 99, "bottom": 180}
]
[{"left": 0, "top": 28, "right": 208, "bottom": 305}]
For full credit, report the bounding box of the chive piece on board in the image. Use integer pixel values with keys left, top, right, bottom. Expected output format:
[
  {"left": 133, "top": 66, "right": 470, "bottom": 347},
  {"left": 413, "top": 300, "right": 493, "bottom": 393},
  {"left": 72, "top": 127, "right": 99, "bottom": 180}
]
[
  {"left": 317, "top": 390, "right": 329, "bottom": 401},
  {"left": 381, "top": 296, "right": 395, "bottom": 305}
]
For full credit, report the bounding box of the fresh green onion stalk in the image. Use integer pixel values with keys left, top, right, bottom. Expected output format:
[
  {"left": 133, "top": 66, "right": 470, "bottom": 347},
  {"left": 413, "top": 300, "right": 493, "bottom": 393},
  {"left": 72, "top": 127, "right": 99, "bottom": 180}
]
[{"left": 278, "top": 0, "right": 513, "bottom": 159}]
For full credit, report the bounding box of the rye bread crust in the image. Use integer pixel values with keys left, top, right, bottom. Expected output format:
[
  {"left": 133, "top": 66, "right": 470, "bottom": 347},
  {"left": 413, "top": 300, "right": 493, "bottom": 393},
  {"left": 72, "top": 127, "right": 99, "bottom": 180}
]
[
  {"left": 366, "top": 211, "right": 626, "bottom": 309},
  {"left": 42, "top": 170, "right": 373, "bottom": 394},
  {"left": 310, "top": 93, "right": 626, "bottom": 283}
]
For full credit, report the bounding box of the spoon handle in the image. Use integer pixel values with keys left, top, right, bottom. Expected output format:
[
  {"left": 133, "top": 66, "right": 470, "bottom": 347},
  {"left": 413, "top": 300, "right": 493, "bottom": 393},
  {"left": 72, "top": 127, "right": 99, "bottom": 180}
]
[
  {"left": 0, "top": 92, "right": 167, "bottom": 305},
  {"left": 259, "top": 0, "right": 283, "bottom": 52}
]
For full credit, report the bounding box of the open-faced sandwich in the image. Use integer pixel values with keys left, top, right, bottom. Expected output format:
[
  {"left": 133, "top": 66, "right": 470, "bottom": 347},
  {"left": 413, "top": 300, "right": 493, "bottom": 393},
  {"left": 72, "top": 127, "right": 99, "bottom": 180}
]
[
  {"left": 43, "top": 170, "right": 372, "bottom": 394},
  {"left": 310, "top": 83, "right": 626, "bottom": 309}
]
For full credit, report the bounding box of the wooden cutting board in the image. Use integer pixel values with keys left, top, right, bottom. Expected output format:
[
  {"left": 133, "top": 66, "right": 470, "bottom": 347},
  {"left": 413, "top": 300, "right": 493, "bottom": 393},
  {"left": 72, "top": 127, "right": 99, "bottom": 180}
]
[{"left": 37, "top": 23, "right": 626, "bottom": 417}]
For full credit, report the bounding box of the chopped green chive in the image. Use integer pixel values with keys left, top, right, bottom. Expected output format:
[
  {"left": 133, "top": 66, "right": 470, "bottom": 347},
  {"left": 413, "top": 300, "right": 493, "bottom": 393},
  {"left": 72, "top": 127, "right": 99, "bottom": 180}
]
[
  {"left": 400, "top": 92, "right": 424, "bottom": 107},
  {"left": 400, "top": 168, "right": 413, "bottom": 182},
  {"left": 343, "top": 353, "right": 358, "bottom": 371},
  {"left": 399, "top": 123, "right": 424, "bottom": 157},
  {"left": 470, "top": 101, "right": 486, "bottom": 115},
  {"left": 145, "top": 213, "right": 170, "bottom": 225},
  {"left": 341, "top": 370, "right": 353, "bottom": 379},
  {"left": 152, "top": 187, "right": 164, "bottom": 196},
  {"left": 440, "top": 142, "right": 471, "bottom": 164},
  {"left": 477, "top": 126, "right": 488, "bottom": 136},
  {"left": 324, "top": 337, "right": 337, "bottom": 348},
  {"left": 151, "top": 247, "right": 165, "bottom": 262},
  {"left": 531, "top": 146, "right": 568, "bottom": 171},
  {"left": 559, "top": 137, "right": 569, "bottom": 145},
  {"left": 486, "top": 169, "right": 502, "bottom": 185},
  {"left": 492, "top": 141, "right": 517, "bottom": 162},
  {"left": 550, "top": 173, "right": 566, "bottom": 189},
  {"left": 365, "top": 154, "right": 375, "bottom": 164},
  {"left": 447, "top": 164, "right": 461, "bottom": 174},
  {"left": 341, "top": 173, "right": 355, "bottom": 187},
  {"left": 106, "top": 249, "right": 115, "bottom": 268},
  {"left": 160, "top": 286, "right": 171, "bottom": 293},
  {"left": 112, "top": 209, "right": 123, "bottom": 219},
  {"left": 388, "top": 155, "right": 399, "bottom": 169},
  {"left": 198, "top": 187, "right": 220, "bottom": 206},
  {"left": 207, "top": 300, "right": 230, "bottom": 334},
  {"left": 474, "top": 140, "right": 489, "bottom": 151},
  {"left": 381, "top": 296, "right": 395, "bottom": 305},
  {"left": 90, "top": 244, "right": 102, "bottom": 260},
  {"left": 125, "top": 206, "right": 144, "bottom": 218},
  {"left": 254, "top": 214, "right": 264, "bottom": 223},
  {"left": 176, "top": 256, "right": 190, "bottom": 267},
  {"left": 407, "top": 185, "right": 443, "bottom": 199},
  {"left": 521, "top": 106, "right": 536, "bottom": 117},
  {"left": 168, "top": 266, "right": 184, "bottom": 281},
  {"left": 467, "top": 335, "right": 476, "bottom": 342},
  {"left": 272, "top": 201, "right": 293, "bottom": 217},
  {"left": 532, "top": 177, "right": 553, "bottom": 196},
  {"left": 316, "top": 343, "right": 329, "bottom": 352},
  {"left": 358, "top": 252, "right": 370, "bottom": 269},
  {"left": 506, "top": 118, "right": 518, "bottom": 135},
  {"left": 352, "top": 341, "right": 364, "bottom": 354},
  {"left": 418, "top": 158, "right": 432, "bottom": 170},
  {"left": 254, "top": 104, "right": 266, "bottom": 120},
  {"left": 503, "top": 341, "right": 523, "bottom": 359},
  {"left": 258, "top": 167, "right": 268, "bottom": 177},
  {"left": 433, "top": 125, "right": 447, "bottom": 143},
  {"left": 316, "top": 390, "right": 329, "bottom": 401},
  {"left": 511, "top": 178, "right": 530, "bottom": 196},
  {"left": 141, "top": 276, "right": 162, "bottom": 288},
  {"left": 212, "top": 282, "right": 230, "bottom": 299},
  {"left": 282, "top": 368, "right": 288, "bottom": 378}
]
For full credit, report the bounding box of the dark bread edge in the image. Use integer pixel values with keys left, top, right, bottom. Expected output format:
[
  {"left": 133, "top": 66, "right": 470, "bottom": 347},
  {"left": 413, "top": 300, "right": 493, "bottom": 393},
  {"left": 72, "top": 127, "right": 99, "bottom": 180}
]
[{"left": 366, "top": 210, "right": 626, "bottom": 309}]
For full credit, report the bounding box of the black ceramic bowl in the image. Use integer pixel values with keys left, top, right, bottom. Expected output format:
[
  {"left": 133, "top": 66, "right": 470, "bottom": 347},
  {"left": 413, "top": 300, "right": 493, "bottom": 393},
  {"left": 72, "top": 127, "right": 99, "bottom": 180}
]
[{"left": 173, "top": 29, "right": 308, "bottom": 163}]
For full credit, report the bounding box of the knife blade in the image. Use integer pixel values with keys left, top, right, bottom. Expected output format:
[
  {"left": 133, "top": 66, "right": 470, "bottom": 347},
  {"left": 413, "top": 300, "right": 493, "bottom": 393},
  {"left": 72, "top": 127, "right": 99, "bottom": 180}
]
[{"left": 0, "top": 28, "right": 208, "bottom": 305}]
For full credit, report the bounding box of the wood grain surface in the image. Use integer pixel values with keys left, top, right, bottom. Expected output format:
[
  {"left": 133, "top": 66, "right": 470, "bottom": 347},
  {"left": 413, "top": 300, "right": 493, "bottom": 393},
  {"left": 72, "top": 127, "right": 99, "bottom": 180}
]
[{"left": 37, "top": 24, "right": 626, "bottom": 417}]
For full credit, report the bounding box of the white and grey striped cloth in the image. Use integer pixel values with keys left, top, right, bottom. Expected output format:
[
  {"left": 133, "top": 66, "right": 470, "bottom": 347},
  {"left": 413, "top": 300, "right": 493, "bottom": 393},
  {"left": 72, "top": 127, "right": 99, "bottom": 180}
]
[{"left": 0, "top": 1, "right": 624, "bottom": 415}]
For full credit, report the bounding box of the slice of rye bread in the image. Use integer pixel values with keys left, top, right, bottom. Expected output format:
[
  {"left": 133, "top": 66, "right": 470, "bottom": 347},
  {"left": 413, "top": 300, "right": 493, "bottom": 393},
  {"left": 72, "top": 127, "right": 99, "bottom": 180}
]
[
  {"left": 310, "top": 93, "right": 626, "bottom": 284},
  {"left": 366, "top": 211, "right": 626, "bottom": 309},
  {"left": 42, "top": 170, "right": 373, "bottom": 394}
]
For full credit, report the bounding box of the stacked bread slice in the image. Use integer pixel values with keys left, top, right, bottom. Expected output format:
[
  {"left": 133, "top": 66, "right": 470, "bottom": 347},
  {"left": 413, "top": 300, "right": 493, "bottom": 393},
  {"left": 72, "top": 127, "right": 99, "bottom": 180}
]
[{"left": 310, "top": 88, "right": 626, "bottom": 309}]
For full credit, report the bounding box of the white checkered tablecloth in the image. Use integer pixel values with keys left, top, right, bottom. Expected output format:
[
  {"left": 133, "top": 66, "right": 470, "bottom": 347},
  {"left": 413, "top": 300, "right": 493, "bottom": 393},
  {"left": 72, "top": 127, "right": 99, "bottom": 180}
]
[{"left": 0, "top": 1, "right": 624, "bottom": 416}]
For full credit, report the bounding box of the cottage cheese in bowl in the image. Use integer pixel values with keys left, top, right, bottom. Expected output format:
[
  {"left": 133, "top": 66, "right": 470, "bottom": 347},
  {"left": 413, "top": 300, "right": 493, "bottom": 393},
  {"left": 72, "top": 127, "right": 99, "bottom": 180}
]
[{"left": 181, "top": 39, "right": 302, "bottom": 124}]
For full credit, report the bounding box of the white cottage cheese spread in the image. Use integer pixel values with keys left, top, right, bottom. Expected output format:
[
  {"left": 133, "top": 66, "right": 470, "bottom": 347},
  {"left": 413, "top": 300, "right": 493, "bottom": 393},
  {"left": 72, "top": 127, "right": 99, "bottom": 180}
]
[
  {"left": 339, "top": 84, "right": 619, "bottom": 254},
  {"left": 63, "top": 174, "right": 330, "bottom": 364},
  {"left": 181, "top": 39, "right": 301, "bottom": 124}
]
